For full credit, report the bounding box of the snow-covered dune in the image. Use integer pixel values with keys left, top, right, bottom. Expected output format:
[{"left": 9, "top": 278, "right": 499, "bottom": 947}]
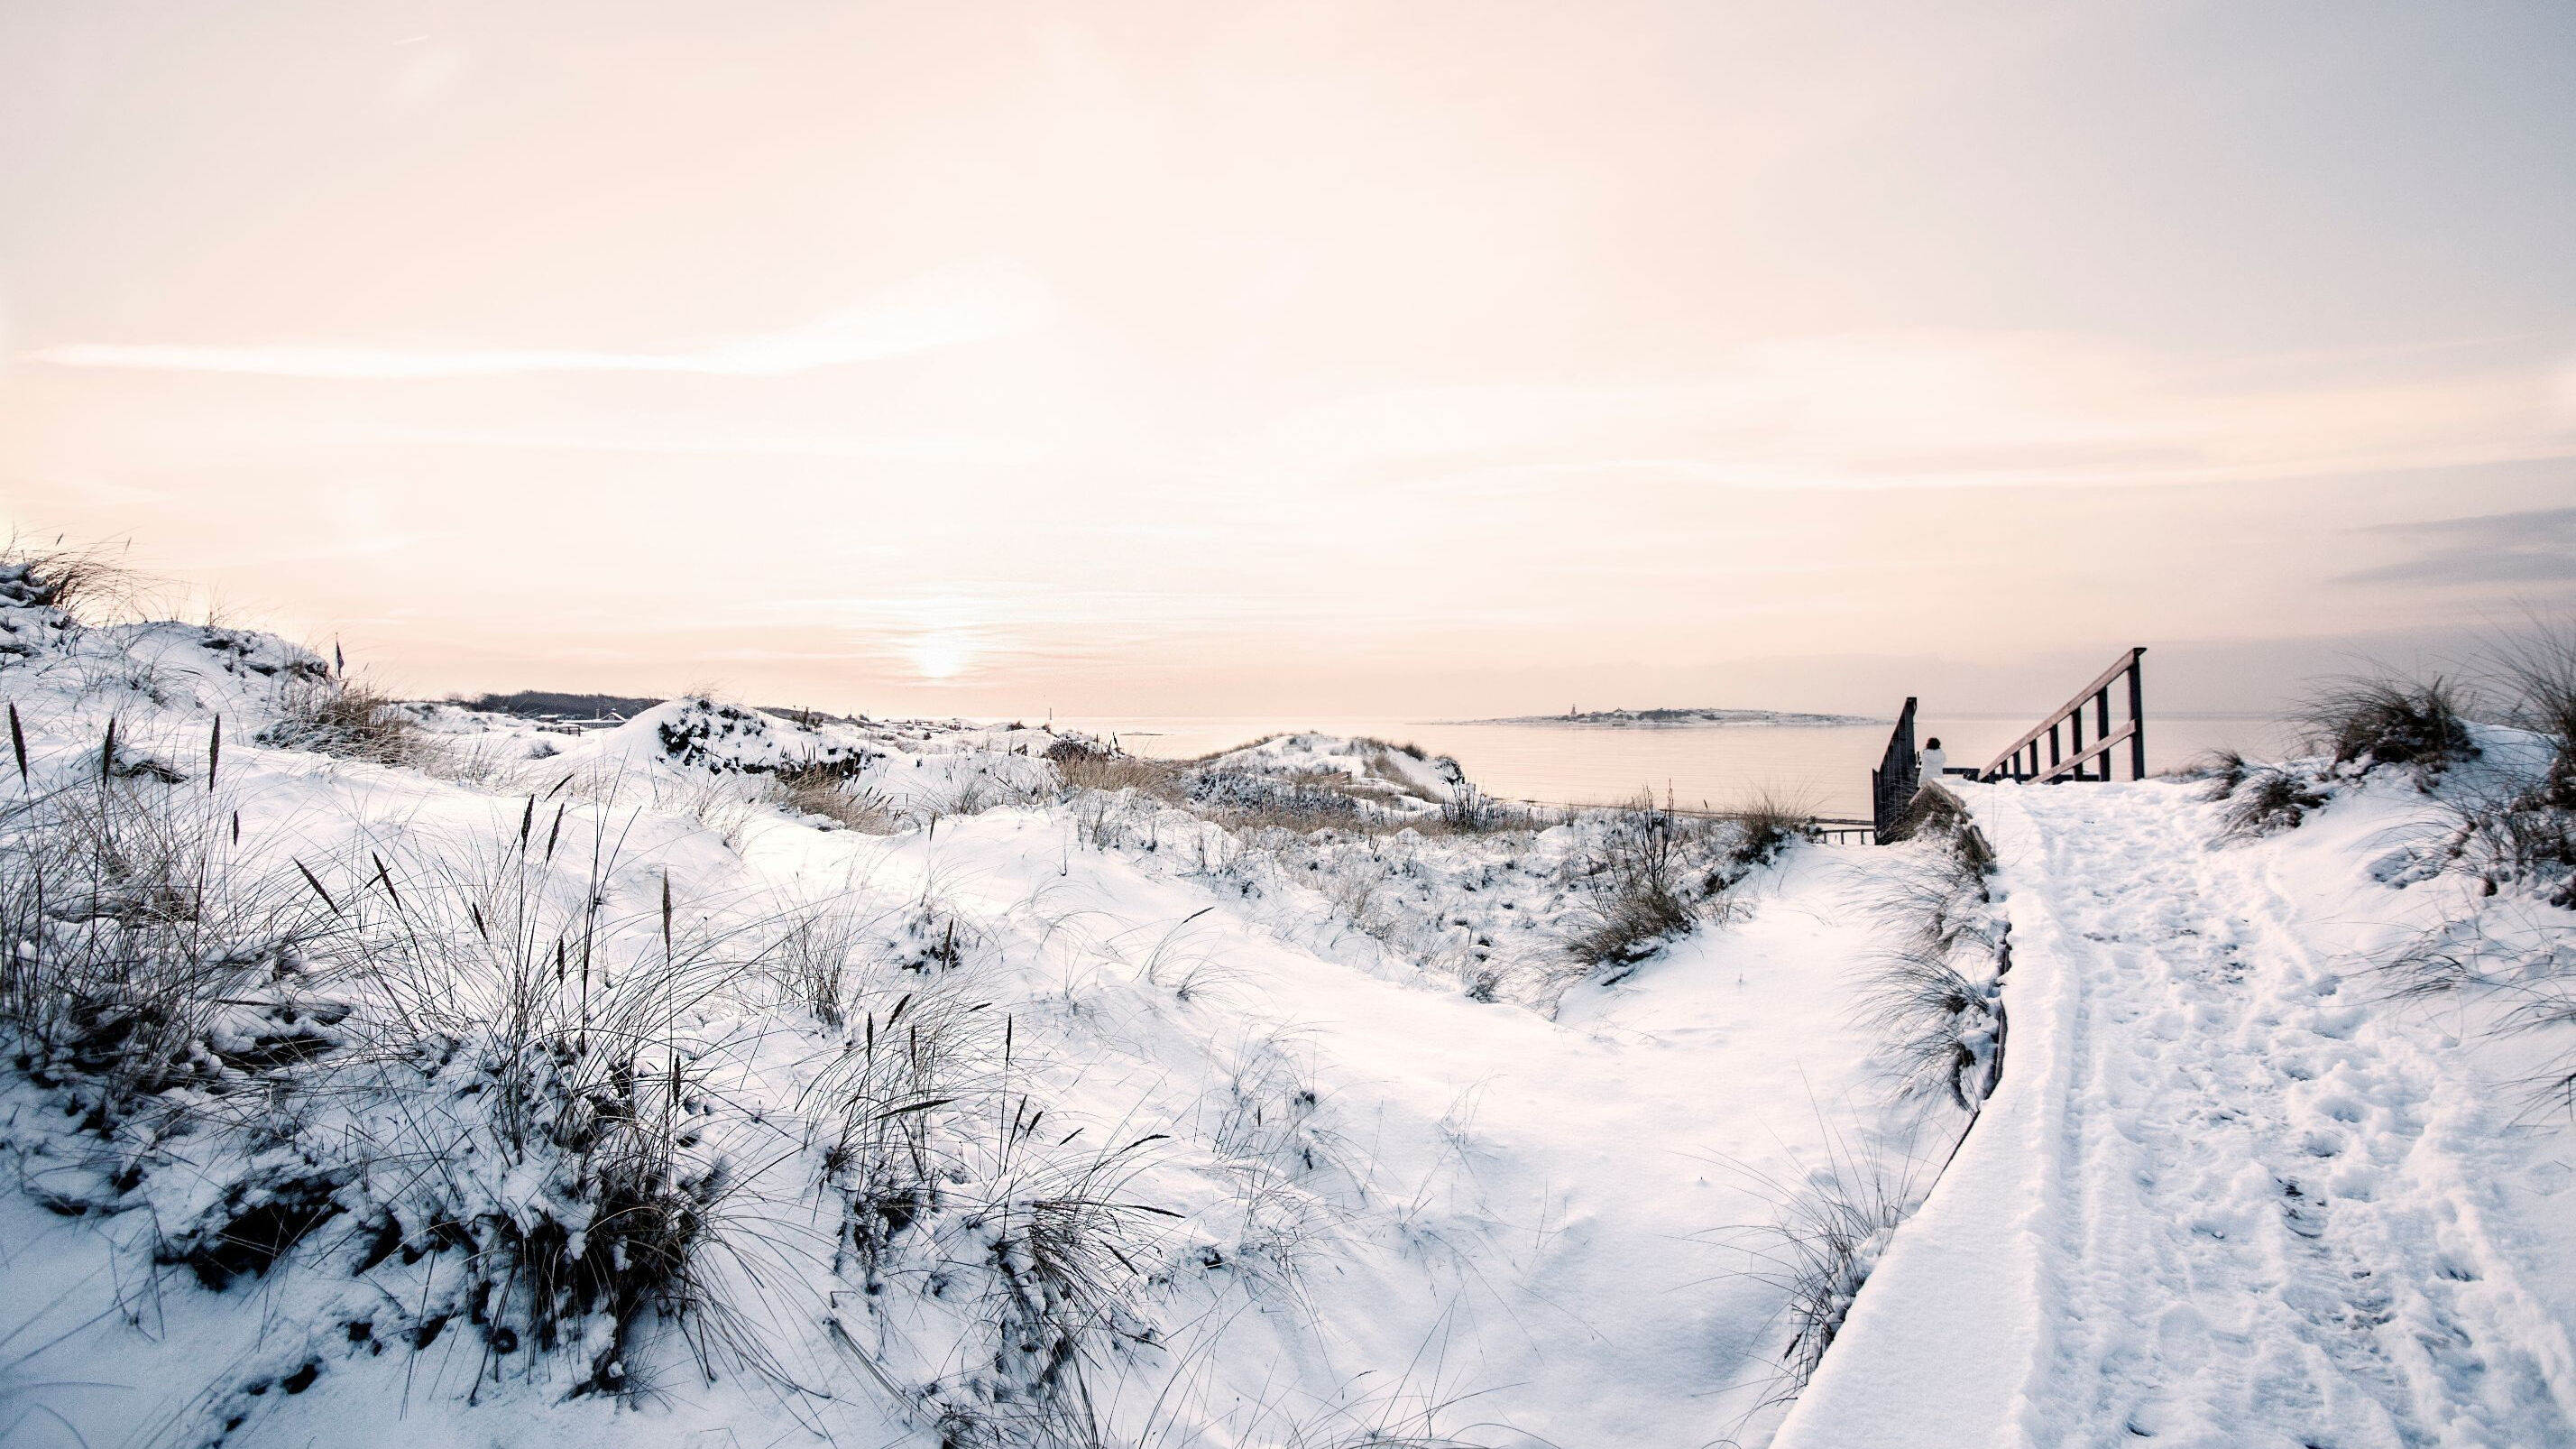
[
  {"left": 0, "top": 577, "right": 1964, "bottom": 1449},
  {"left": 14, "top": 562, "right": 2569, "bottom": 1448}
]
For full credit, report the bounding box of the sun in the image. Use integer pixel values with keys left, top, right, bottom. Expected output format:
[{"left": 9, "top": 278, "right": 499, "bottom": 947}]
[{"left": 906, "top": 632, "right": 976, "bottom": 681}]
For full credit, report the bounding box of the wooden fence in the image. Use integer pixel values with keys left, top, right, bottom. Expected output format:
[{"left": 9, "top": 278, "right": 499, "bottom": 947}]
[
  {"left": 1975, "top": 647, "right": 2148, "bottom": 783},
  {"left": 1869, "top": 696, "right": 1920, "bottom": 839}
]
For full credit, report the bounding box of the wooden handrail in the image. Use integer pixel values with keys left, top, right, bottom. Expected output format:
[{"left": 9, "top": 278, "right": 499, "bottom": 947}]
[
  {"left": 1978, "top": 647, "right": 2147, "bottom": 783},
  {"left": 1981, "top": 648, "right": 2142, "bottom": 770}
]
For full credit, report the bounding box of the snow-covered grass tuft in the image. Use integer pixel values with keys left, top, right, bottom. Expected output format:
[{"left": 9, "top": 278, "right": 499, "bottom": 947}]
[
  {"left": 2318, "top": 624, "right": 2576, "bottom": 1112},
  {"left": 648, "top": 768, "right": 766, "bottom": 849},
  {"left": 1854, "top": 800, "right": 2007, "bottom": 1113},
  {"left": 2207, "top": 760, "right": 2328, "bottom": 839},
  {"left": 1563, "top": 798, "right": 1711, "bottom": 975},
  {"left": 1855, "top": 949, "right": 2002, "bottom": 1112},
  {"left": 1711, "top": 1131, "right": 1926, "bottom": 1404},
  {"left": 1722, "top": 789, "right": 1816, "bottom": 871},
  {"left": 929, "top": 767, "right": 1047, "bottom": 821},
  {"left": 1053, "top": 743, "right": 1183, "bottom": 801},
  {"left": 1433, "top": 780, "right": 1541, "bottom": 835},
  {"left": 1875, "top": 781, "right": 1992, "bottom": 872},
  {"left": 2296, "top": 673, "right": 2479, "bottom": 779},
  {"left": 0, "top": 535, "right": 153, "bottom": 625},
  {"left": 2485, "top": 613, "right": 2576, "bottom": 808},
  {"left": 767, "top": 761, "right": 899, "bottom": 833},
  {"left": 2439, "top": 780, "right": 2576, "bottom": 904},
  {"left": 0, "top": 748, "right": 341, "bottom": 1124},
  {"left": 2401, "top": 616, "right": 2576, "bottom": 903},
  {"left": 2501, "top": 982, "right": 2576, "bottom": 1116},
  {"left": 259, "top": 672, "right": 427, "bottom": 768}
]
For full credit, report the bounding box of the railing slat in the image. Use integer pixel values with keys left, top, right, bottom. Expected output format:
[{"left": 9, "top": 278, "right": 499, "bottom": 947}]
[{"left": 2029, "top": 720, "right": 2135, "bottom": 781}]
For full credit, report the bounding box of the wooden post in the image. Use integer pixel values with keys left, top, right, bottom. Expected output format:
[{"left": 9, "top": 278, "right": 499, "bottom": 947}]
[
  {"left": 2127, "top": 649, "right": 2148, "bottom": 780},
  {"left": 2070, "top": 705, "right": 2085, "bottom": 780}
]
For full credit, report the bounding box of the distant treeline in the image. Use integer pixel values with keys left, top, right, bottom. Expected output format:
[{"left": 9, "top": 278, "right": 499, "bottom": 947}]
[
  {"left": 457, "top": 690, "right": 667, "bottom": 720},
  {"left": 456, "top": 690, "right": 859, "bottom": 725}
]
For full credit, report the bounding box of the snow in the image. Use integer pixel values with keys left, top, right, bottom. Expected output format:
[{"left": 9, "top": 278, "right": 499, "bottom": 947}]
[
  {"left": 0, "top": 597, "right": 1941, "bottom": 1448},
  {"left": 8, "top": 585, "right": 2574, "bottom": 1448},
  {"left": 1782, "top": 764, "right": 2576, "bottom": 1449}
]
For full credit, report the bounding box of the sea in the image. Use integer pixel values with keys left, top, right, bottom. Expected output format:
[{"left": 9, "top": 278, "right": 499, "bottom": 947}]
[{"left": 1044, "top": 713, "right": 2294, "bottom": 821}]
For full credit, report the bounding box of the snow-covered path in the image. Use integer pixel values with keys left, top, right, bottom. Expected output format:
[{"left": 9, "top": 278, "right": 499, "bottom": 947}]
[
  {"left": 1783, "top": 779, "right": 2576, "bottom": 1449},
  {"left": 1994, "top": 784, "right": 2575, "bottom": 1449}
]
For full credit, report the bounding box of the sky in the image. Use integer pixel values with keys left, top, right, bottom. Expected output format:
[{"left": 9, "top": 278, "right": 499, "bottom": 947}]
[{"left": 3, "top": 0, "right": 2573, "bottom": 718}]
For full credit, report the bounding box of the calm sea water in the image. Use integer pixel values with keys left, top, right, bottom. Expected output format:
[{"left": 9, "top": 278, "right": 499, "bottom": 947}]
[{"left": 1047, "top": 713, "right": 2294, "bottom": 820}]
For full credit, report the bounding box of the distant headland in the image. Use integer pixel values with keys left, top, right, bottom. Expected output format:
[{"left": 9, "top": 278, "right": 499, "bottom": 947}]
[{"left": 1458, "top": 706, "right": 1890, "bottom": 728}]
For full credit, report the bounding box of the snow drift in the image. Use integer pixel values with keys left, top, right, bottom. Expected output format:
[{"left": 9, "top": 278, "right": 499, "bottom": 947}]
[{"left": 0, "top": 568, "right": 1955, "bottom": 1449}]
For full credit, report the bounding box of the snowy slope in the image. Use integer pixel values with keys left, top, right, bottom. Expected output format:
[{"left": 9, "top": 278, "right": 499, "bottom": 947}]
[
  {"left": 1781, "top": 769, "right": 2576, "bottom": 1449},
  {"left": 25, "top": 568, "right": 2567, "bottom": 1449},
  {"left": 0, "top": 588, "right": 1961, "bottom": 1449}
]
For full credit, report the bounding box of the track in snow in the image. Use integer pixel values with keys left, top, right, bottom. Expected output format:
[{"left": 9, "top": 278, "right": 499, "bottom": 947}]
[{"left": 1992, "top": 785, "right": 2575, "bottom": 1449}]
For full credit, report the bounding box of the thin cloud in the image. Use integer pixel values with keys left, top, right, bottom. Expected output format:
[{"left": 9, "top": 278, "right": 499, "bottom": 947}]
[
  {"left": 2337, "top": 505, "right": 2576, "bottom": 586},
  {"left": 17, "top": 259, "right": 1053, "bottom": 380},
  {"left": 1244, "top": 332, "right": 2576, "bottom": 494}
]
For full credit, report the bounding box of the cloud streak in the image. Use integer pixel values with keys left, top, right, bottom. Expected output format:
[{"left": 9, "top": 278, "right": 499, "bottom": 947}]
[
  {"left": 2337, "top": 505, "right": 2576, "bottom": 586},
  {"left": 18, "top": 259, "right": 1053, "bottom": 379},
  {"left": 1242, "top": 332, "right": 2576, "bottom": 495}
]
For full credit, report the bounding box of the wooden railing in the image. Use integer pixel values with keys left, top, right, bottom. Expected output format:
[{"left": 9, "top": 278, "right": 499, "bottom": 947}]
[
  {"left": 1870, "top": 696, "right": 1919, "bottom": 838},
  {"left": 1976, "top": 647, "right": 2147, "bottom": 783}
]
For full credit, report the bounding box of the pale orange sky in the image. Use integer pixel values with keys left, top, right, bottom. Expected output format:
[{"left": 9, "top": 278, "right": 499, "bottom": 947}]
[{"left": 4, "top": 2, "right": 2573, "bottom": 716}]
